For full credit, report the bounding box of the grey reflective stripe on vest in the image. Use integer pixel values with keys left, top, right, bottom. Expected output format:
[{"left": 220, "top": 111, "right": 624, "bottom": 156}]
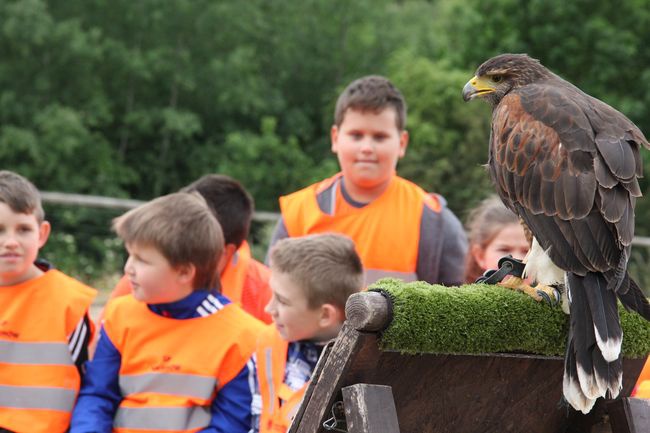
[
  {"left": 114, "top": 406, "right": 211, "bottom": 431},
  {"left": 0, "top": 340, "right": 73, "bottom": 365},
  {"left": 365, "top": 269, "right": 418, "bottom": 285},
  {"left": 265, "top": 348, "right": 275, "bottom": 415},
  {"left": 119, "top": 373, "right": 216, "bottom": 399},
  {"left": 0, "top": 385, "right": 76, "bottom": 411}
]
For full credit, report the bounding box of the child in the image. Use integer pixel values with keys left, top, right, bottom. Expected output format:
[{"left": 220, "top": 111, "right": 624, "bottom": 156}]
[
  {"left": 70, "top": 193, "right": 264, "bottom": 433},
  {"left": 107, "top": 174, "right": 272, "bottom": 323},
  {"left": 464, "top": 195, "right": 530, "bottom": 283},
  {"left": 267, "top": 75, "right": 467, "bottom": 286},
  {"left": 0, "top": 170, "right": 97, "bottom": 433},
  {"left": 254, "top": 233, "right": 364, "bottom": 432}
]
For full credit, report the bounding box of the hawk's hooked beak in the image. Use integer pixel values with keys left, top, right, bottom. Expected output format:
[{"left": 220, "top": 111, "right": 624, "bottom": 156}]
[{"left": 462, "top": 76, "right": 496, "bottom": 101}]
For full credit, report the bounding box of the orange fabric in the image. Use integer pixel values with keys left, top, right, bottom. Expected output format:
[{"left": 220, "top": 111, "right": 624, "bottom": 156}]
[
  {"left": 239, "top": 258, "right": 272, "bottom": 324},
  {"left": 103, "top": 295, "right": 265, "bottom": 433},
  {"left": 105, "top": 241, "right": 272, "bottom": 324},
  {"left": 222, "top": 241, "right": 272, "bottom": 323},
  {"left": 632, "top": 357, "right": 650, "bottom": 398},
  {"left": 280, "top": 173, "right": 439, "bottom": 278},
  {"left": 256, "top": 325, "right": 308, "bottom": 433},
  {"left": 0, "top": 270, "right": 97, "bottom": 433}
]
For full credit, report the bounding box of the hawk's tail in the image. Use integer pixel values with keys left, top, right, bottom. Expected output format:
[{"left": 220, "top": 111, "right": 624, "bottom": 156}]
[
  {"left": 616, "top": 272, "right": 650, "bottom": 321},
  {"left": 563, "top": 272, "right": 622, "bottom": 414}
]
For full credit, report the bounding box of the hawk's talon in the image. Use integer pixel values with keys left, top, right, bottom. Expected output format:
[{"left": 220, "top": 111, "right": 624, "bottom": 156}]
[
  {"left": 533, "top": 285, "right": 561, "bottom": 306},
  {"left": 536, "top": 289, "right": 560, "bottom": 306}
]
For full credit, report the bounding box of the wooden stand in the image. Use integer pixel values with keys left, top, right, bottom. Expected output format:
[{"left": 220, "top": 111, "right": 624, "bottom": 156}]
[
  {"left": 288, "top": 291, "right": 648, "bottom": 433},
  {"left": 608, "top": 398, "right": 650, "bottom": 433}
]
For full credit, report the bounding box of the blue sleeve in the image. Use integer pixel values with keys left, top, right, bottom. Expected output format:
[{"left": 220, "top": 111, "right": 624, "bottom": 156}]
[
  {"left": 70, "top": 326, "right": 122, "bottom": 433},
  {"left": 201, "top": 358, "right": 256, "bottom": 433}
]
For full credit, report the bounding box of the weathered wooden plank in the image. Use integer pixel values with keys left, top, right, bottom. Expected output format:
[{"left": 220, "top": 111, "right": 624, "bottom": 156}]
[
  {"left": 342, "top": 384, "right": 400, "bottom": 433},
  {"left": 294, "top": 323, "right": 378, "bottom": 433},
  {"left": 608, "top": 397, "right": 650, "bottom": 433},
  {"left": 293, "top": 336, "right": 645, "bottom": 433},
  {"left": 287, "top": 341, "right": 334, "bottom": 432}
]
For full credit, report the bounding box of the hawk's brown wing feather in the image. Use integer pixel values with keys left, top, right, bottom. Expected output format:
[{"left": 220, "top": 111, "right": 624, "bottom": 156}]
[{"left": 489, "top": 85, "right": 637, "bottom": 278}]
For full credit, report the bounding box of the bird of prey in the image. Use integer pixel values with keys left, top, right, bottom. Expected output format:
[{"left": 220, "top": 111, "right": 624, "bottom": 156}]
[{"left": 462, "top": 53, "right": 650, "bottom": 413}]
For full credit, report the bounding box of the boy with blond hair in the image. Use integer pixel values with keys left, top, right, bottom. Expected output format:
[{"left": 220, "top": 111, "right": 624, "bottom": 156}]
[
  {"left": 268, "top": 75, "right": 467, "bottom": 286},
  {"left": 0, "top": 170, "right": 97, "bottom": 433},
  {"left": 71, "top": 192, "right": 264, "bottom": 433},
  {"left": 254, "top": 233, "right": 364, "bottom": 432}
]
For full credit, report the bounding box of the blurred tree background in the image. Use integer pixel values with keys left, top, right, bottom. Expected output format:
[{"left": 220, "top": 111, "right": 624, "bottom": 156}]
[{"left": 1, "top": 0, "right": 649, "bottom": 287}]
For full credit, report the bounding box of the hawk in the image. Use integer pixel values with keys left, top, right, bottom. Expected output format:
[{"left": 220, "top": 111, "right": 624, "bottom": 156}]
[{"left": 462, "top": 53, "right": 650, "bottom": 413}]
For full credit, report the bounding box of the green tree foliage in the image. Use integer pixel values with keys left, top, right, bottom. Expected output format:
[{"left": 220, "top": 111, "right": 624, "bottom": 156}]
[
  {"left": 215, "top": 117, "right": 337, "bottom": 211},
  {"left": 1, "top": 0, "right": 650, "bottom": 280},
  {"left": 388, "top": 51, "right": 494, "bottom": 215}
]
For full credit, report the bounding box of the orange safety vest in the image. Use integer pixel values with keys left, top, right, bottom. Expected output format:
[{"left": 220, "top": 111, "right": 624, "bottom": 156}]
[
  {"left": 107, "top": 241, "right": 272, "bottom": 323},
  {"left": 632, "top": 357, "right": 650, "bottom": 398},
  {"left": 256, "top": 325, "right": 309, "bottom": 433},
  {"left": 221, "top": 241, "right": 251, "bottom": 304},
  {"left": 103, "top": 294, "right": 264, "bottom": 433},
  {"left": 280, "top": 173, "right": 440, "bottom": 284},
  {"left": 221, "top": 241, "right": 272, "bottom": 323},
  {"left": 0, "top": 270, "right": 96, "bottom": 433}
]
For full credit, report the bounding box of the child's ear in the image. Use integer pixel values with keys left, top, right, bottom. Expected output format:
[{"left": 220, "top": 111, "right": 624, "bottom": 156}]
[
  {"left": 398, "top": 130, "right": 409, "bottom": 158},
  {"left": 319, "top": 303, "right": 343, "bottom": 328},
  {"left": 330, "top": 125, "right": 340, "bottom": 153},
  {"left": 38, "top": 221, "right": 51, "bottom": 248},
  {"left": 177, "top": 263, "right": 197, "bottom": 285}
]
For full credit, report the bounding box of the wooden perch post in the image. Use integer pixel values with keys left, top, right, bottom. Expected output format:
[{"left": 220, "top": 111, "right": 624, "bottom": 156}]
[{"left": 345, "top": 291, "right": 391, "bottom": 332}]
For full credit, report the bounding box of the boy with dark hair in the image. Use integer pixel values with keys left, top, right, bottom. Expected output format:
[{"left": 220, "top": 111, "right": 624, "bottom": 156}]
[
  {"left": 71, "top": 192, "right": 264, "bottom": 433},
  {"left": 0, "top": 170, "right": 96, "bottom": 433},
  {"left": 108, "top": 174, "right": 272, "bottom": 323},
  {"left": 254, "top": 234, "right": 364, "bottom": 432},
  {"left": 268, "top": 75, "right": 467, "bottom": 286}
]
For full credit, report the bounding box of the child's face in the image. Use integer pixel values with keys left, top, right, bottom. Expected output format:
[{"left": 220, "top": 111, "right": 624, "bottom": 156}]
[
  {"left": 331, "top": 107, "right": 408, "bottom": 192},
  {"left": 265, "top": 270, "right": 336, "bottom": 342},
  {"left": 0, "top": 202, "right": 50, "bottom": 285},
  {"left": 123, "top": 243, "right": 194, "bottom": 304},
  {"left": 473, "top": 223, "right": 530, "bottom": 272}
]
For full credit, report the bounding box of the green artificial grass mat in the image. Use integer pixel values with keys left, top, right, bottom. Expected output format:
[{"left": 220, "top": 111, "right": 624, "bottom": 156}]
[{"left": 371, "top": 279, "right": 650, "bottom": 358}]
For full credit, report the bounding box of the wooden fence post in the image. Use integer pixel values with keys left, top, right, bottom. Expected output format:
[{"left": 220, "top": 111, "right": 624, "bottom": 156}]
[{"left": 342, "top": 384, "right": 400, "bottom": 433}]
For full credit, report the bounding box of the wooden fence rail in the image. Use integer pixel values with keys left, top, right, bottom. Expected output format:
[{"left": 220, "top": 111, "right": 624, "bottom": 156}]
[
  {"left": 40, "top": 191, "right": 280, "bottom": 223},
  {"left": 41, "top": 191, "right": 650, "bottom": 245}
]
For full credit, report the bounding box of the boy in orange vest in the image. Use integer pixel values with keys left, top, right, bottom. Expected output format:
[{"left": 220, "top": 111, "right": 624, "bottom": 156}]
[
  {"left": 107, "top": 174, "right": 272, "bottom": 323},
  {"left": 267, "top": 75, "right": 467, "bottom": 286},
  {"left": 253, "top": 234, "right": 364, "bottom": 432},
  {"left": 71, "top": 192, "right": 265, "bottom": 433},
  {"left": 0, "top": 170, "right": 97, "bottom": 433}
]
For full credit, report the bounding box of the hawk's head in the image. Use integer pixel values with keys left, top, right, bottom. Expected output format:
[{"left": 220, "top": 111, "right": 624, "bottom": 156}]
[{"left": 462, "top": 54, "right": 552, "bottom": 107}]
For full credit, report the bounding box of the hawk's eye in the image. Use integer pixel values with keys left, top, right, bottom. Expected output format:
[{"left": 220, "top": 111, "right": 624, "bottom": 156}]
[{"left": 492, "top": 75, "right": 503, "bottom": 83}]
